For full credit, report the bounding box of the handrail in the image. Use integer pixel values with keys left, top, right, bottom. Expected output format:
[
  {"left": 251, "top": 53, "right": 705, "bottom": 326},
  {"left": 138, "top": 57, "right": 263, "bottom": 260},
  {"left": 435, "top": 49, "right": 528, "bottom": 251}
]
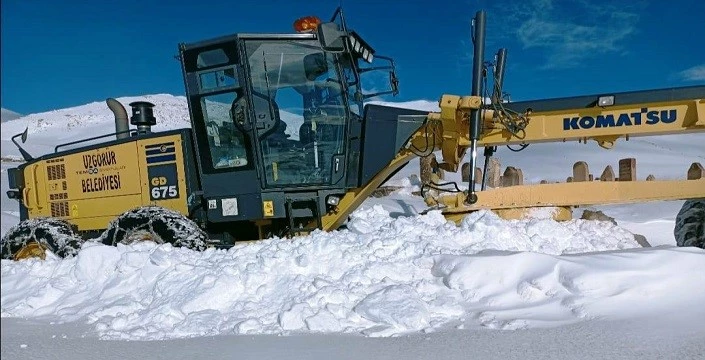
[
  {"left": 32, "top": 164, "right": 42, "bottom": 210},
  {"left": 54, "top": 130, "right": 136, "bottom": 153}
]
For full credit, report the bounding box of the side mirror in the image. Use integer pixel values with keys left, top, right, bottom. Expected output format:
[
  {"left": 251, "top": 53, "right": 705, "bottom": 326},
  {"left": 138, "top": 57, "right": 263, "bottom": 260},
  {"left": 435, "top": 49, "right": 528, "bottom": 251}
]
[
  {"left": 20, "top": 127, "right": 28, "bottom": 143},
  {"left": 317, "top": 22, "right": 346, "bottom": 52},
  {"left": 357, "top": 55, "right": 400, "bottom": 100},
  {"left": 11, "top": 127, "right": 33, "bottom": 161}
]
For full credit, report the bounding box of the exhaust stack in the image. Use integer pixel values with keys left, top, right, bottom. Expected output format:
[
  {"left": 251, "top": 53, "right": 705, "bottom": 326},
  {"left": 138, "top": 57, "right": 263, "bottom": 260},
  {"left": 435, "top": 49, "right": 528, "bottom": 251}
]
[
  {"left": 106, "top": 98, "right": 129, "bottom": 140},
  {"left": 129, "top": 101, "right": 156, "bottom": 134}
]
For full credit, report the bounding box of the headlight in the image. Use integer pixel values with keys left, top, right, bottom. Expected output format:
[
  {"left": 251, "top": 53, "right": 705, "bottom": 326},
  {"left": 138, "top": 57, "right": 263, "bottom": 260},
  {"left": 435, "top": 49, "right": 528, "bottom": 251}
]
[
  {"left": 349, "top": 37, "right": 358, "bottom": 51},
  {"left": 326, "top": 195, "right": 340, "bottom": 206},
  {"left": 598, "top": 95, "right": 615, "bottom": 107},
  {"left": 347, "top": 32, "right": 375, "bottom": 63}
]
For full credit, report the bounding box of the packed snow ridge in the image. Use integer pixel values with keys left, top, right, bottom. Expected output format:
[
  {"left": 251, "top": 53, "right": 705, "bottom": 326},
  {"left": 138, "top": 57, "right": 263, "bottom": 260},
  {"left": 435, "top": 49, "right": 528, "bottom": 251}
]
[{"left": 3, "top": 207, "right": 703, "bottom": 341}]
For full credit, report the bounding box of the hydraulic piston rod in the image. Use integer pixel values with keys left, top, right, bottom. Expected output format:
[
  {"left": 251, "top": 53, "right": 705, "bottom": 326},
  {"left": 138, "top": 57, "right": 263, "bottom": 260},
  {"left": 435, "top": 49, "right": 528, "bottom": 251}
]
[{"left": 466, "top": 10, "right": 486, "bottom": 204}]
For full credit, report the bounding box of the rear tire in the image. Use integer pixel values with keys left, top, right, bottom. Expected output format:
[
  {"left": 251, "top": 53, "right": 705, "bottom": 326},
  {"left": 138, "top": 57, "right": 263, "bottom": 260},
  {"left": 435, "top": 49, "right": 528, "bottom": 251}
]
[
  {"left": 1, "top": 218, "right": 81, "bottom": 260},
  {"left": 101, "top": 206, "right": 208, "bottom": 251},
  {"left": 674, "top": 199, "right": 705, "bottom": 249}
]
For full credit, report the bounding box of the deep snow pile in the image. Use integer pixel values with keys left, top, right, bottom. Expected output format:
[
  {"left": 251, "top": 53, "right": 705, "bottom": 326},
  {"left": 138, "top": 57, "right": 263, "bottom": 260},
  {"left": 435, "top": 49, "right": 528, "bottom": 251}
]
[{"left": 5, "top": 207, "right": 703, "bottom": 341}]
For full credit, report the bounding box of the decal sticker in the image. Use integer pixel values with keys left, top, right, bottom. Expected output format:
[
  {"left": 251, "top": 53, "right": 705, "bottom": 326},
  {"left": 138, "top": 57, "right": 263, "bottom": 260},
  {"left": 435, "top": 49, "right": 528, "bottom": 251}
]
[{"left": 148, "top": 163, "right": 179, "bottom": 200}]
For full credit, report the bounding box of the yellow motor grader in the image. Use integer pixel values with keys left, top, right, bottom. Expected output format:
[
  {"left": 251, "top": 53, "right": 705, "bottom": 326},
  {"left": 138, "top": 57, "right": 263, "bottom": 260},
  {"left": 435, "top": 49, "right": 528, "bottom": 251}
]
[{"left": 3, "top": 9, "right": 704, "bottom": 260}]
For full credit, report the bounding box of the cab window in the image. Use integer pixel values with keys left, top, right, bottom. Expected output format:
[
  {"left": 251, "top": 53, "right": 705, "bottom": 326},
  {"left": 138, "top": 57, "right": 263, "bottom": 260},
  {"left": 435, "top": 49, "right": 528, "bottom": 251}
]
[
  {"left": 183, "top": 41, "right": 254, "bottom": 173},
  {"left": 200, "top": 90, "right": 251, "bottom": 169}
]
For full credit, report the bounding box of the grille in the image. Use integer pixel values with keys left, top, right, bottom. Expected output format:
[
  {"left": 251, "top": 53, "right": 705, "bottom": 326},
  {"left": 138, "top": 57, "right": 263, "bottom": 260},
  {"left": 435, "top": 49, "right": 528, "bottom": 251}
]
[
  {"left": 50, "top": 202, "right": 69, "bottom": 217},
  {"left": 47, "top": 164, "right": 66, "bottom": 181},
  {"left": 49, "top": 193, "right": 68, "bottom": 201}
]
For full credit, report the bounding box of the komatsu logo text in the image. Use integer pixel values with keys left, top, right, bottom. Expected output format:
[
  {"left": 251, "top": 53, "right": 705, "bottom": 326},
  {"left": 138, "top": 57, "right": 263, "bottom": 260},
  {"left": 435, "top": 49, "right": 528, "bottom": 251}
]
[{"left": 563, "top": 108, "right": 677, "bottom": 130}]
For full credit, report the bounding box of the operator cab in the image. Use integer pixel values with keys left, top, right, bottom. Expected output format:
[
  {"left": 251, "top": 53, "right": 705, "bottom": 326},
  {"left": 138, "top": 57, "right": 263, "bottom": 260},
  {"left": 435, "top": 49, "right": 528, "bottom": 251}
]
[{"left": 178, "top": 9, "right": 408, "bottom": 240}]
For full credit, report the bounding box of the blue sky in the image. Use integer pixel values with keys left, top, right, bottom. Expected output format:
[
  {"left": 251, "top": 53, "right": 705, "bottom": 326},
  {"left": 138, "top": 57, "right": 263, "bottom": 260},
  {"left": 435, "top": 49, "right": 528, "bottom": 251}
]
[{"left": 2, "top": 0, "right": 704, "bottom": 115}]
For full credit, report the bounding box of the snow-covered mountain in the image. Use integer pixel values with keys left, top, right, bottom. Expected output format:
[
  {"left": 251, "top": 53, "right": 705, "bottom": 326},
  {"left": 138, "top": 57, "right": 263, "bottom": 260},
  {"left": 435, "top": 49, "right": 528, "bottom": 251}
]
[
  {"left": 1, "top": 94, "right": 704, "bottom": 359},
  {"left": 1, "top": 108, "right": 21, "bottom": 122},
  {"left": 1, "top": 94, "right": 190, "bottom": 161}
]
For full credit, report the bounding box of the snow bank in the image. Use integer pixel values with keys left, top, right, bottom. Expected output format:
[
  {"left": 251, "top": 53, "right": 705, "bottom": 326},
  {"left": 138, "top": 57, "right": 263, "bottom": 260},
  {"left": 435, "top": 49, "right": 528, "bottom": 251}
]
[{"left": 5, "top": 207, "right": 699, "bottom": 341}]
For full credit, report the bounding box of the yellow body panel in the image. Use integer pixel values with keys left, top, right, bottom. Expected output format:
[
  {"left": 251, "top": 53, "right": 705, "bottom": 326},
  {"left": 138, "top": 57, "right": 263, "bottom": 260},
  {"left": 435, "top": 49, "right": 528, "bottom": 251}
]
[
  {"left": 480, "top": 99, "right": 705, "bottom": 146},
  {"left": 23, "top": 134, "right": 189, "bottom": 232},
  {"left": 136, "top": 136, "right": 189, "bottom": 216},
  {"left": 430, "top": 179, "right": 705, "bottom": 216},
  {"left": 423, "top": 97, "right": 705, "bottom": 172}
]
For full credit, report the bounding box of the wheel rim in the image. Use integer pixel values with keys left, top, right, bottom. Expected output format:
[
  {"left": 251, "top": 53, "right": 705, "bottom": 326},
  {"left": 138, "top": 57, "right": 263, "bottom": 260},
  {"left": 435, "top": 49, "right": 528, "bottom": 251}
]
[
  {"left": 123, "top": 230, "right": 163, "bottom": 245},
  {"left": 14, "top": 241, "right": 48, "bottom": 260}
]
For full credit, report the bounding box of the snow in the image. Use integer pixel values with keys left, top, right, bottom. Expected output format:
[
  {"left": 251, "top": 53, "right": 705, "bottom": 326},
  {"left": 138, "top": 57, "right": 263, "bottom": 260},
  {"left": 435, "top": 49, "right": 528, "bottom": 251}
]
[
  {"left": 1, "top": 95, "right": 705, "bottom": 358},
  {"left": 1, "top": 207, "right": 660, "bottom": 341}
]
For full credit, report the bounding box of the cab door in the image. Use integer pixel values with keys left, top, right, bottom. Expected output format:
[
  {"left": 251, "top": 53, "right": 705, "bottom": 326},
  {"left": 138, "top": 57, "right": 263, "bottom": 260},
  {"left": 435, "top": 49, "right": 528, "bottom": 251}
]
[{"left": 180, "top": 40, "right": 263, "bottom": 222}]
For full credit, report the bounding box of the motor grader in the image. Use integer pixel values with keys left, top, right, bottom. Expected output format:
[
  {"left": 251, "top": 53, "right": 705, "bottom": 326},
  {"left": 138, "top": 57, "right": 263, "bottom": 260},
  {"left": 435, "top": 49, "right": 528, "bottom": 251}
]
[{"left": 3, "top": 8, "right": 705, "bottom": 260}]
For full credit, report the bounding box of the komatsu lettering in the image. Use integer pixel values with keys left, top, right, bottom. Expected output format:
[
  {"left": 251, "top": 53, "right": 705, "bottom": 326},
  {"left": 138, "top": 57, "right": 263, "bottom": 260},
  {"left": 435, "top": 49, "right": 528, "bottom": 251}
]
[
  {"left": 83, "top": 151, "right": 117, "bottom": 169},
  {"left": 563, "top": 108, "right": 677, "bottom": 130},
  {"left": 81, "top": 173, "right": 121, "bottom": 192}
]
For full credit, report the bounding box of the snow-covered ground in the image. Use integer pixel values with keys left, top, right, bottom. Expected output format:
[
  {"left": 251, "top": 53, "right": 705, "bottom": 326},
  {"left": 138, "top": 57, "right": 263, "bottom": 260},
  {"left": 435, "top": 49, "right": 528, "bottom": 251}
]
[{"left": 1, "top": 95, "right": 704, "bottom": 359}]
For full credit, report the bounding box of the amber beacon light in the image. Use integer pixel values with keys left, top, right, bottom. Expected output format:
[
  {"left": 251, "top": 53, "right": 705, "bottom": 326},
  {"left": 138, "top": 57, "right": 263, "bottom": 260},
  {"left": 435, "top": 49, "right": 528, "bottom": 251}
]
[{"left": 293, "top": 16, "right": 322, "bottom": 33}]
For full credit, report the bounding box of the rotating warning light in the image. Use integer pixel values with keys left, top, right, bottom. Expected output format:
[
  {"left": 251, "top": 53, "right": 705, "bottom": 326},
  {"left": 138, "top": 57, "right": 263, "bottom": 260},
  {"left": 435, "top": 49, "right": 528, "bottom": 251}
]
[{"left": 293, "top": 16, "right": 322, "bottom": 33}]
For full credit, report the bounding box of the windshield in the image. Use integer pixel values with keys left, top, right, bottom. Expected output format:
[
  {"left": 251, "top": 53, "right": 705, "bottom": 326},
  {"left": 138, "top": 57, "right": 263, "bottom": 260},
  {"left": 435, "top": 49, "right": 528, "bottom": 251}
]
[{"left": 245, "top": 39, "right": 348, "bottom": 187}]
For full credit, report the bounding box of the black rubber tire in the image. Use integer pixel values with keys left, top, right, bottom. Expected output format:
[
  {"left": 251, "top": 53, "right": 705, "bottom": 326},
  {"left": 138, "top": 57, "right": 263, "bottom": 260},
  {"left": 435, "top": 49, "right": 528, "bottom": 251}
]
[
  {"left": 101, "top": 206, "right": 208, "bottom": 251},
  {"left": 1, "top": 218, "right": 81, "bottom": 259},
  {"left": 674, "top": 199, "right": 705, "bottom": 249}
]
